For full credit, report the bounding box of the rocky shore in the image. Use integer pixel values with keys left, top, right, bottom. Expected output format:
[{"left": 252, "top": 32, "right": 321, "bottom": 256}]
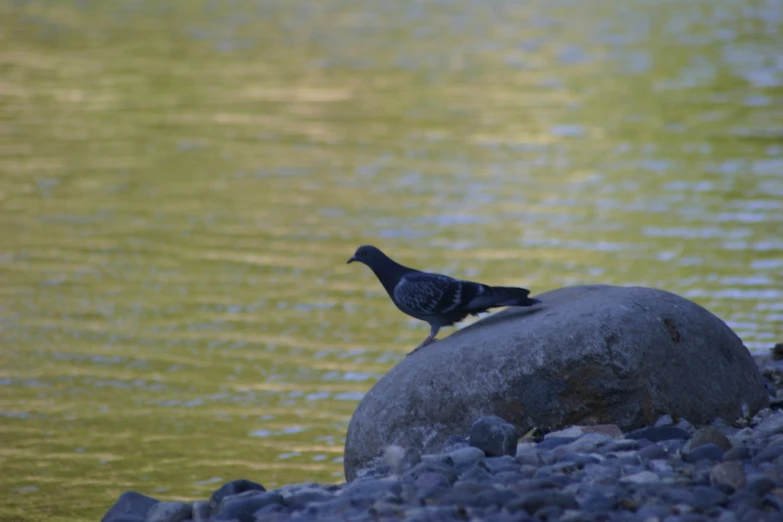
[{"left": 102, "top": 352, "right": 783, "bottom": 522}]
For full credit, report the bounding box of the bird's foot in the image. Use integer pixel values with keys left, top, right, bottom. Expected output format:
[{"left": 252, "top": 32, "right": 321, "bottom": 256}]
[{"left": 406, "top": 337, "right": 438, "bottom": 356}]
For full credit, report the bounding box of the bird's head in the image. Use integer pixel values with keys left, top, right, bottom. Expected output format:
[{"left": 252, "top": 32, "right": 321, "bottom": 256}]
[{"left": 347, "top": 245, "right": 385, "bottom": 266}]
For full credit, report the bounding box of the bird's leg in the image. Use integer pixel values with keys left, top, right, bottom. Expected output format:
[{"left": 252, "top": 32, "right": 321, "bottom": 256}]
[{"left": 407, "top": 325, "right": 440, "bottom": 356}]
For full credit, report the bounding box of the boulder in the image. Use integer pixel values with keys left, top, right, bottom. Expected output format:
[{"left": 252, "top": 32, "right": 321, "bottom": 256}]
[{"left": 344, "top": 285, "right": 768, "bottom": 480}]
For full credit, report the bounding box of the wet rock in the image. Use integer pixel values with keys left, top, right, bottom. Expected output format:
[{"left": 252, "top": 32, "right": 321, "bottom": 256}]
[
  {"left": 468, "top": 416, "right": 520, "bottom": 457},
  {"left": 145, "top": 502, "right": 191, "bottom": 522},
  {"left": 752, "top": 445, "right": 783, "bottom": 463},
  {"left": 710, "top": 461, "right": 747, "bottom": 492},
  {"left": 101, "top": 491, "right": 159, "bottom": 522}
]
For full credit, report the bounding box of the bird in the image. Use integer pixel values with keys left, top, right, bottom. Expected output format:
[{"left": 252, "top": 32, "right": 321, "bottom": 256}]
[{"left": 347, "top": 245, "right": 540, "bottom": 354}]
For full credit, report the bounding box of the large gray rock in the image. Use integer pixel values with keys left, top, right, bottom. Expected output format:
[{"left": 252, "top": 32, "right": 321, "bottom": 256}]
[{"left": 344, "top": 285, "right": 768, "bottom": 481}]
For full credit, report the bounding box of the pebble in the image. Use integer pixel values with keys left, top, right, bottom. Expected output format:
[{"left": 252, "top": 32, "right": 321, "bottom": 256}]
[
  {"left": 468, "top": 415, "right": 520, "bottom": 457},
  {"left": 688, "top": 426, "right": 733, "bottom": 452},
  {"left": 626, "top": 426, "right": 692, "bottom": 442},
  {"left": 100, "top": 399, "right": 783, "bottom": 522},
  {"left": 683, "top": 443, "right": 724, "bottom": 463}
]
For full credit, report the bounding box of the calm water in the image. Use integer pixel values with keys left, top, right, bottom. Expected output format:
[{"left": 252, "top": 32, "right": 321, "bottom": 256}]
[{"left": 1, "top": 0, "right": 782, "bottom": 519}]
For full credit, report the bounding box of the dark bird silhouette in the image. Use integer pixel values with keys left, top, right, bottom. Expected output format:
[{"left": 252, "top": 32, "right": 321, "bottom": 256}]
[{"left": 347, "top": 245, "right": 540, "bottom": 354}]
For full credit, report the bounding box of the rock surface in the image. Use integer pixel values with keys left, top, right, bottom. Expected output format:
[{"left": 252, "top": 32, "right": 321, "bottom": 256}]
[{"left": 344, "top": 285, "right": 768, "bottom": 480}]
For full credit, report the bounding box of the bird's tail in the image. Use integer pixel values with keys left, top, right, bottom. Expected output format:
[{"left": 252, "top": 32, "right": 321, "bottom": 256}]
[{"left": 473, "top": 285, "right": 541, "bottom": 309}]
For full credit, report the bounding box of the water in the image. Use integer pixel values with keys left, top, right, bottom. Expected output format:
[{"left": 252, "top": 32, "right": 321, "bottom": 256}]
[{"left": 0, "top": 0, "right": 781, "bottom": 519}]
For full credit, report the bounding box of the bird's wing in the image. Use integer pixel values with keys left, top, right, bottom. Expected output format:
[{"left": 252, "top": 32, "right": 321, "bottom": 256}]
[{"left": 393, "top": 272, "right": 483, "bottom": 317}]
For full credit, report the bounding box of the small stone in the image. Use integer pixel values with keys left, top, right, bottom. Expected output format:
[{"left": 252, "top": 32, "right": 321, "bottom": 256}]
[
  {"left": 710, "top": 461, "right": 746, "bottom": 492},
  {"left": 638, "top": 443, "right": 668, "bottom": 460},
  {"left": 600, "top": 439, "right": 640, "bottom": 453},
  {"left": 752, "top": 445, "right": 783, "bottom": 463},
  {"left": 688, "top": 426, "right": 732, "bottom": 452},
  {"left": 537, "top": 437, "right": 578, "bottom": 450},
  {"left": 145, "top": 502, "right": 191, "bottom": 522},
  {"left": 676, "top": 418, "right": 696, "bottom": 434},
  {"left": 101, "top": 491, "right": 159, "bottom": 522},
  {"left": 341, "top": 477, "right": 402, "bottom": 501},
  {"left": 209, "top": 479, "right": 265, "bottom": 512},
  {"left": 479, "top": 455, "right": 519, "bottom": 474},
  {"left": 723, "top": 446, "right": 751, "bottom": 461},
  {"left": 619, "top": 471, "right": 661, "bottom": 484},
  {"left": 756, "top": 412, "right": 783, "bottom": 438},
  {"left": 215, "top": 491, "right": 283, "bottom": 520},
  {"left": 557, "top": 433, "right": 614, "bottom": 455},
  {"left": 545, "top": 426, "right": 586, "bottom": 439},
  {"left": 444, "top": 446, "right": 485, "bottom": 469},
  {"left": 690, "top": 486, "right": 728, "bottom": 511},
  {"left": 655, "top": 414, "right": 674, "bottom": 426},
  {"left": 626, "top": 426, "right": 691, "bottom": 442},
  {"left": 284, "top": 489, "right": 333, "bottom": 511},
  {"left": 743, "top": 475, "right": 776, "bottom": 497},
  {"left": 468, "top": 416, "right": 520, "bottom": 457},
  {"left": 683, "top": 443, "right": 724, "bottom": 463},
  {"left": 648, "top": 459, "right": 673, "bottom": 474},
  {"left": 516, "top": 445, "right": 542, "bottom": 466},
  {"left": 460, "top": 465, "right": 493, "bottom": 482}
]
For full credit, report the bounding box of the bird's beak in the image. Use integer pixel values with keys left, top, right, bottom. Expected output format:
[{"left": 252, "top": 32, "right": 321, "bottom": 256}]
[{"left": 347, "top": 256, "right": 356, "bottom": 264}]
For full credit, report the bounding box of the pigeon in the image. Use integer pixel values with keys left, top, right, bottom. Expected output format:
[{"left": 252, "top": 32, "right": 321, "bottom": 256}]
[{"left": 347, "top": 245, "right": 540, "bottom": 354}]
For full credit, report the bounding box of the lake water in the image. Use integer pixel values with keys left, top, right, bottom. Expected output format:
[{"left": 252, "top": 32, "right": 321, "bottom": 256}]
[{"left": 1, "top": 0, "right": 781, "bottom": 519}]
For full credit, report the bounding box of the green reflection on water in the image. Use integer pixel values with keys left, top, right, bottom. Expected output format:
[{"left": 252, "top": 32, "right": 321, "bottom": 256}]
[{"left": 0, "top": 0, "right": 781, "bottom": 519}]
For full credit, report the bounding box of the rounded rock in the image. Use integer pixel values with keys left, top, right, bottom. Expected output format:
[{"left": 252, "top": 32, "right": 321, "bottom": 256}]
[{"left": 343, "top": 285, "right": 768, "bottom": 480}]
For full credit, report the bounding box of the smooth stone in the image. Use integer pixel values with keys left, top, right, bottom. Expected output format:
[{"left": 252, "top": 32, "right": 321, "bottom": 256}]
[
  {"left": 723, "top": 446, "right": 751, "bottom": 461},
  {"left": 655, "top": 414, "right": 674, "bottom": 426},
  {"left": 688, "top": 426, "right": 733, "bottom": 452},
  {"left": 600, "top": 439, "right": 640, "bottom": 453},
  {"left": 479, "top": 455, "right": 519, "bottom": 474},
  {"left": 445, "top": 446, "right": 485, "bottom": 469},
  {"left": 689, "top": 486, "right": 728, "bottom": 511},
  {"left": 460, "top": 465, "right": 493, "bottom": 482},
  {"left": 537, "top": 437, "right": 578, "bottom": 450},
  {"left": 516, "top": 446, "right": 542, "bottom": 466},
  {"left": 215, "top": 491, "right": 283, "bottom": 520},
  {"left": 191, "top": 501, "right": 210, "bottom": 522},
  {"left": 756, "top": 412, "right": 783, "bottom": 438},
  {"left": 743, "top": 475, "right": 777, "bottom": 497},
  {"left": 341, "top": 478, "right": 402, "bottom": 501},
  {"left": 283, "top": 489, "right": 334, "bottom": 510},
  {"left": 209, "top": 480, "right": 265, "bottom": 511},
  {"left": 468, "top": 416, "right": 520, "bottom": 457},
  {"left": 402, "top": 460, "right": 458, "bottom": 484},
  {"left": 626, "top": 426, "right": 692, "bottom": 442},
  {"left": 556, "top": 433, "right": 615, "bottom": 455},
  {"left": 683, "top": 443, "right": 724, "bottom": 463},
  {"left": 145, "top": 502, "right": 191, "bottom": 522},
  {"left": 752, "top": 445, "right": 783, "bottom": 463},
  {"left": 710, "top": 461, "right": 747, "bottom": 492},
  {"left": 557, "top": 453, "right": 602, "bottom": 467},
  {"left": 648, "top": 459, "right": 674, "bottom": 474},
  {"left": 106, "top": 518, "right": 145, "bottom": 522},
  {"left": 507, "top": 491, "right": 579, "bottom": 514},
  {"left": 101, "top": 491, "right": 159, "bottom": 522},
  {"left": 639, "top": 443, "right": 668, "bottom": 460},
  {"left": 619, "top": 471, "right": 661, "bottom": 484}
]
